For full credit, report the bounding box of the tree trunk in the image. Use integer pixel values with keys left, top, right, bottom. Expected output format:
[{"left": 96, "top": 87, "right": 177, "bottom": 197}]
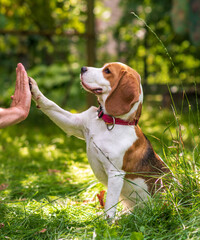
[{"left": 86, "top": 0, "right": 97, "bottom": 107}]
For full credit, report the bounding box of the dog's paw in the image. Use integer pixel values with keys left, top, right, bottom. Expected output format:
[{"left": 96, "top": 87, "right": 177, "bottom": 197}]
[{"left": 28, "top": 77, "right": 41, "bottom": 101}]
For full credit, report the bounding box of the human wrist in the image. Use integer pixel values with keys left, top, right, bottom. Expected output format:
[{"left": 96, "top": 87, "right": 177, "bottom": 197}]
[
  {"left": 0, "top": 106, "right": 28, "bottom": 128},
  {"left": 11, "top": 106, "right": 29, "bottom": 121}
]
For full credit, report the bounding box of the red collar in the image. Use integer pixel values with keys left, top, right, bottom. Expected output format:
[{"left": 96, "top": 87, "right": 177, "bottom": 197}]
[{"left": 97, "top": 106, "right": 138, "bottom": 130}]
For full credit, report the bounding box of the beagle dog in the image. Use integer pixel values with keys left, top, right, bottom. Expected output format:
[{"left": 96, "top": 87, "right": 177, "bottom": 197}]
[{"left": 29, "top": 62, "right": 169, "bottom": 218}]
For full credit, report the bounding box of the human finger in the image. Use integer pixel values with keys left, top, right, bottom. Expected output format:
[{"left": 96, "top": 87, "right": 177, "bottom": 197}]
[
  {"left": 19, "top": 63, "right": 25, "bottom": 91},
  {"left": 21, "top": 70, "right": 32, "bottom": 108},
  {"left": 15, "top": 63, "right": 26, "bottom": 94},
  {"left": 21, "top": 69, "right": 32, "bottom": 104},
  {"left": 18, "top": 63, "right": 28, "bottom": 92},
  {"left": 14, "top": 64, "right": 26, "bottom": 103},
  {"left": 22, "top": 67, "right": 29, "bottom": 92}
]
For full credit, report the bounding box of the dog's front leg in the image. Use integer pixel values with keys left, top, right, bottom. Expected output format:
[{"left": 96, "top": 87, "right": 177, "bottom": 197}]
[
  {"left": 29, "top": 77, "right": 85, "bottom": 139},
  {"left": 105, "top": 168, "right": 125, "bottom": 219}
]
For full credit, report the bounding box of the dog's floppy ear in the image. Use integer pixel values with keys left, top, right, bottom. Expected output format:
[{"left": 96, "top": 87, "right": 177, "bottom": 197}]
[{"left": 105, "top": 70, "right": 140, "bottom": 116}]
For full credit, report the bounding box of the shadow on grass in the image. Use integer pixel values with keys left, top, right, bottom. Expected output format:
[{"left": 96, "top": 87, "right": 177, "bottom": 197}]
[
  {"left": 0, "top": 113, "right": 90, "bottom": 202},
  {"left": 0, "top": 200, "right": 96, "bottom": 240},
  {"left": 0, "top": 113, "right": 98, "bottom": 238}
]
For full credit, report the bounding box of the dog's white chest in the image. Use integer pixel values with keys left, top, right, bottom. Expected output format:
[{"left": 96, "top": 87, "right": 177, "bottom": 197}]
[{"left": 83, "top": 107, "right": 137, "bottom": 184}]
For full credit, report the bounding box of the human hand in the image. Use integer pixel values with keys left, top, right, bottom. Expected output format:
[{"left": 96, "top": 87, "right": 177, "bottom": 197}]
[{"left": 10, "top": 63, "right": 32, "bottom": 120}]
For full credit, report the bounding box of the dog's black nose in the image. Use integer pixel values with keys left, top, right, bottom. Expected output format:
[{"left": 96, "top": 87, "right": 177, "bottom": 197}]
[{"left": 81, "top": 66, "right": 88, "bottom": 74}]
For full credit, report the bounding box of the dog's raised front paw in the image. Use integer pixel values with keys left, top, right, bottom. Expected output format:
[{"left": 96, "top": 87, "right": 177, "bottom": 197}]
[{"left": 28, "top": 77, "right": 41, "bottom": 101}]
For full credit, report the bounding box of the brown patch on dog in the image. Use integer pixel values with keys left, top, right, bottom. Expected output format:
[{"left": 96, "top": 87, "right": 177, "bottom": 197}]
[
  {"left": 102, "top": 63, "right": 141, "bottom": 116},
  {"left": 122, "top": 125, "right": 170, "bottom": 195},
  {"left": 102, "top": 63, "right": 126, "bottom": 88},
  {"left": 128, "top": 102, "right": 142, "bottom": 123}
]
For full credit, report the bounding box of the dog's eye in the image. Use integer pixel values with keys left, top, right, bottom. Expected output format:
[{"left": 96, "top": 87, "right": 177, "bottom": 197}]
[{"left": 104, "top": 68, "right": 111, "bottom": 74}]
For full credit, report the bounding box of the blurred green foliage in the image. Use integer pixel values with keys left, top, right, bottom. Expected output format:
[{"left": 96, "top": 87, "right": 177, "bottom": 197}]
[
  {"left": 114, "top": 0, "right": 200, "bottom": 84},
  {"left": 0, "top": 0, "right": 87, "bottom": 107},
  {"left": 0, "top": 0, "right": 200, "bottom": 109}
]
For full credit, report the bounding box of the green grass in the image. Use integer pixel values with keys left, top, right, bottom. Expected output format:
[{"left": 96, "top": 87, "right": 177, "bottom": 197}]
[{"left": 0, "top": 103, "right": 199, "bottom": 240}]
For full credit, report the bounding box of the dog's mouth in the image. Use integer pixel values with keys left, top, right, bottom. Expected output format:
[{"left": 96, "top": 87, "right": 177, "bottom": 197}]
[{"left": 81, "top": 79, "right": 103, "bottom": 95}]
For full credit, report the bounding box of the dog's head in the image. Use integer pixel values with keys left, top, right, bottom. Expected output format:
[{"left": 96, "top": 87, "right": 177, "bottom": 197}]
[{"left": 80, "top": 62, "right": 143, "bottom": 120}]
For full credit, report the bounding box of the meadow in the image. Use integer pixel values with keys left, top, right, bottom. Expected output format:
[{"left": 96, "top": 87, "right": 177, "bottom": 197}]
[{"left": 0, "top": 98, "right": 199, "bottom": 239}]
